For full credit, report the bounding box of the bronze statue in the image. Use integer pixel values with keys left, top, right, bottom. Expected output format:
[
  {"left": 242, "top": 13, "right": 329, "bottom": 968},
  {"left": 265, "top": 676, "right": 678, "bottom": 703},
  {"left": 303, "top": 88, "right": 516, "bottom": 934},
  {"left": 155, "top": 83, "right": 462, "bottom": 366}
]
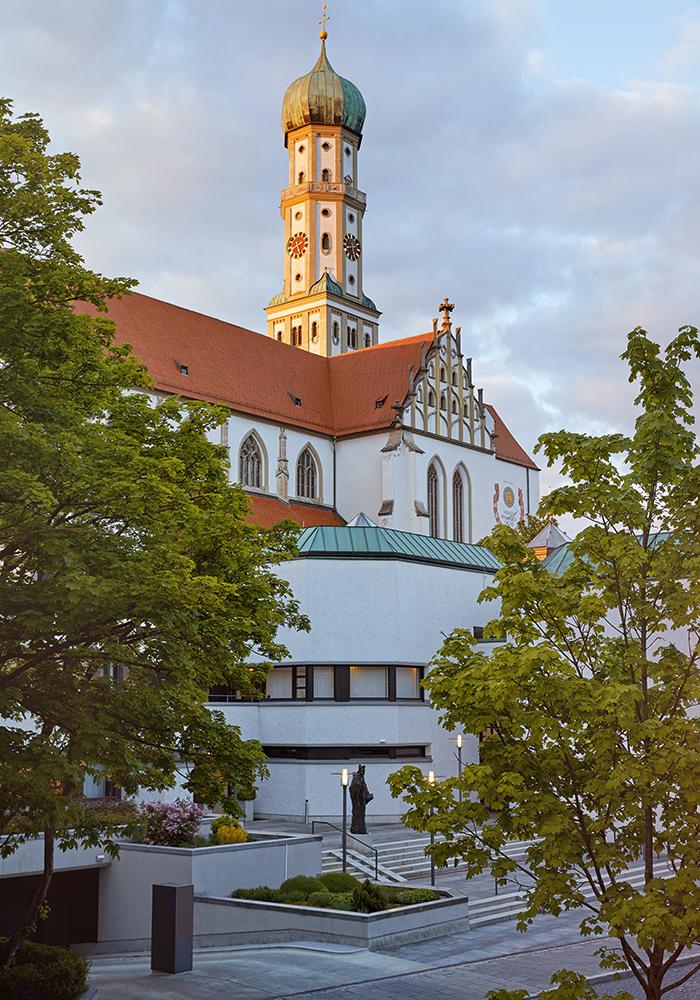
[{"left": 349, "top": 765, "right": 373, "bottom": 834}]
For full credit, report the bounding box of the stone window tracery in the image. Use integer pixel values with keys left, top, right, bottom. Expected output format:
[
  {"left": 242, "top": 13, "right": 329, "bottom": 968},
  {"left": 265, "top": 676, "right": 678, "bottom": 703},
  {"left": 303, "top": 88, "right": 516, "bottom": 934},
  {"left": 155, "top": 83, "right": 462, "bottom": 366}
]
[
  {"left": 427, "top": 463, "right": 439, "bottom": 538},
  {"left": 240, "top": 433, "right": 263, "bottom": 489},
  {"left": 296, "top": 447, "right": 318, "bottom": 500},
  {"left": 453, "top": 471, "right": 464, "bottom": 542}
]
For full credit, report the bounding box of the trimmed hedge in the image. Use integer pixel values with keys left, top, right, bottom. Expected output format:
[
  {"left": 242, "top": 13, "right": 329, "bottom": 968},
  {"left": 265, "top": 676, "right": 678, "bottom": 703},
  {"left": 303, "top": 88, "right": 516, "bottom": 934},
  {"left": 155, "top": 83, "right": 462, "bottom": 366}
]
[
  {"left": 0, "top": 938, "right": 88, "bottom": 1000},
  {"left": 232, "top": 886, "right": 280, "bottom": 902},
  {"left": 278, "top": 875, "right": 325, "bottom": 899},
  {"left": 318, "top": 871, "right": 361, "bottom": 893}
]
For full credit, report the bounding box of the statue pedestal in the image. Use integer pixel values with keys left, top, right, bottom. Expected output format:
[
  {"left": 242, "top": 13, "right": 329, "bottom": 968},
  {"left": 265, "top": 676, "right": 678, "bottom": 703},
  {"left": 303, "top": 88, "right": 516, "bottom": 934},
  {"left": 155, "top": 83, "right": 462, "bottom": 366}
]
[{"left": 350, "top": 833, "right": 375, "bottom": 856}]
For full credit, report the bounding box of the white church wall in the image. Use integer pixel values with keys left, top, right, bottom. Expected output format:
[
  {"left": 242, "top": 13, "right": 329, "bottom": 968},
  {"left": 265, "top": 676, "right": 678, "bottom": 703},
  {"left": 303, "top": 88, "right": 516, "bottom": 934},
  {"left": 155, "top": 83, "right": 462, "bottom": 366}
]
[
  {"left": 335, "top": 435, "right": 383, "bottom": 521},
  {"left": 223, "top": 415, "right": 335, "bottom": 507}
]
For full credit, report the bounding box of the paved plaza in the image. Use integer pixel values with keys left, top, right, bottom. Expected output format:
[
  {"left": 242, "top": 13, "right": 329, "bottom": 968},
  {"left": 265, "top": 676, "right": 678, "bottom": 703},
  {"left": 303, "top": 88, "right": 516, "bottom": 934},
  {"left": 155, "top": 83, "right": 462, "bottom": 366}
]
[{"left": 87, "top": 823, "right": 699, "bottom": 998}]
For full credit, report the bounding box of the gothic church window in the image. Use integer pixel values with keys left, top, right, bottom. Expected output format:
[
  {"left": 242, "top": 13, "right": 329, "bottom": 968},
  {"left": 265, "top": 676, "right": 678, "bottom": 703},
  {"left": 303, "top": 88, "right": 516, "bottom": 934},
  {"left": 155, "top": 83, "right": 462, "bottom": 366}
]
[
  {"left": 297, "top": 447, "right": 319, "bottom": 500},
  {"left": 453, "top": 471, "right": 464, "bottom": 542},
  {"left": 240, "top": 434, "right": 263, "bottom": 489},
  {"left": 427, "top": 463, "right": 440, "bottom": 538}
]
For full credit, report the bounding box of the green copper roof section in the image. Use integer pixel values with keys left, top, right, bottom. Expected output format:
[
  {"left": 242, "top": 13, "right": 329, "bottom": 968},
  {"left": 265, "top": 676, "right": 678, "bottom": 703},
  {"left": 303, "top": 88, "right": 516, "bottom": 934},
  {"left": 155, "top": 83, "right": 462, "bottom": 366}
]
[
  {"left": 309, "top": 272, "right": 343, "bottom": 297},
  {"left": 542, "top": 531, "right": 671, "bottom": 577},
  {"left": 296, "top": 525, "right": 500, "bottom": 573},
  {"left": 281, "top": 41, "right": 366, "bottom": 141},
  {"left": 268, "top": 289, "right": 288, "bottom": 307},
  {"left": 362, "top": 292, "right": 378, "bottom": 311}
]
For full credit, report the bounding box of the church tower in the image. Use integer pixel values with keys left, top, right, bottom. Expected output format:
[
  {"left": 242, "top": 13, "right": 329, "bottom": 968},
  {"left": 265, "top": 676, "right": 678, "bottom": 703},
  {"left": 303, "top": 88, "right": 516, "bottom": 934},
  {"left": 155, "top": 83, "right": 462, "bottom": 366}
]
[{"left": 265, "top": 25, "right": 380, "bottom": 355}]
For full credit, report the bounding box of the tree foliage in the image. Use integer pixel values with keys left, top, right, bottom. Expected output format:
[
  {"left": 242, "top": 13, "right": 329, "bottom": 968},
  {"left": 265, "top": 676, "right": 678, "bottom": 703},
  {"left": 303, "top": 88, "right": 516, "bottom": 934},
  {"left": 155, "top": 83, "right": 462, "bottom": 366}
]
[
  {"left": 390, "top": 326, "right": 700, "bottom": 1000},
  {"left": 0, "top": 99, "right": 307, "bottom": 962}
]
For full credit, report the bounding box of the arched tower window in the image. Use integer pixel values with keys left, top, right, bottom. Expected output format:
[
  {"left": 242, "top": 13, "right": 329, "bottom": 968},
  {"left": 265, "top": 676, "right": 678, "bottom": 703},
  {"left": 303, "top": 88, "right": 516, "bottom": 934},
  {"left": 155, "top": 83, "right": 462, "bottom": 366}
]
[
  {"left": 321, "top": 232, "right": 331, "bottom": 253},
  {"left": 332, "top": 321, "right": 340, "bottom": 344},
  {"left": 427, "top": 463, "right": 440, "bottom": 538},
  {"left": 240, "top": 434, "right": 263, "bottom": 489},
  {"left": 364, "top": 333, "right": 371, "bottom": 347},
  {"left": 321, "top": 168, "right": 331, "bottom": 182},
  {"left": 453, "top": 471, "right": 464, "bottom": 542},
  {"left": 311, "top": 320, "right": 318, "bottom": 342},
  {"left": 296, "top": 447, "right": 318, "bottom": 500},
  {"left": 298, "top": 171, "right": 305, "bottom": 184}
]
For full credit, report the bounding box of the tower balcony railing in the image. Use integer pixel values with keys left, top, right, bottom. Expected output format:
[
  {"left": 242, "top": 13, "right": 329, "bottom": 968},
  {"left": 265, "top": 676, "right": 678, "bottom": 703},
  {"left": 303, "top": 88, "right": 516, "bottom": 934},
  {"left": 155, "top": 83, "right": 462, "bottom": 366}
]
[{"left": 282, "top": 180, "right": 366, "bottom": 206}]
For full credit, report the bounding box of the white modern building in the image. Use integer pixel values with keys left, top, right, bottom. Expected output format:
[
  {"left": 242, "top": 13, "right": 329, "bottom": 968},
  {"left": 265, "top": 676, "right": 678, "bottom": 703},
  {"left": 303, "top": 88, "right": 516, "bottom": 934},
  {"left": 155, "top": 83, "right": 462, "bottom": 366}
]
[{"left": 81, "top": 30, "right": 540, "bottom": 819}]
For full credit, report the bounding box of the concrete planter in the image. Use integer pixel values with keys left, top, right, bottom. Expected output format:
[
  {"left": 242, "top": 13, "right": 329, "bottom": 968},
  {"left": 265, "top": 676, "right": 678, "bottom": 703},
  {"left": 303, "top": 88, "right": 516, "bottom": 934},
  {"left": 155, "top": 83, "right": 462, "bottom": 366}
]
[
  {"left": 193, "top": 891, "right": 470, "bottom": 950},
  {"left": 85, "top": 831, "right": 322, "bottom": 954}
]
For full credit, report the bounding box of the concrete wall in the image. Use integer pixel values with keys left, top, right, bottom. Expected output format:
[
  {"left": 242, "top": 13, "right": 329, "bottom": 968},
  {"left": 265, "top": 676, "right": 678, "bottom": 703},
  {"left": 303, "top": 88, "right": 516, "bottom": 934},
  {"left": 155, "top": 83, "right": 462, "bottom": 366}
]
[
  {"left": 95, "top": 833, "right": 321, "bottom": 949},
  {"left": 0, "top": 836, "right": 111, "bottom": 879},
  {"left": 210, "top": 554, "right": 494, "bottom": 819},
  {"left": 193, "top": 892, "right": 470, "bottom": 950}
]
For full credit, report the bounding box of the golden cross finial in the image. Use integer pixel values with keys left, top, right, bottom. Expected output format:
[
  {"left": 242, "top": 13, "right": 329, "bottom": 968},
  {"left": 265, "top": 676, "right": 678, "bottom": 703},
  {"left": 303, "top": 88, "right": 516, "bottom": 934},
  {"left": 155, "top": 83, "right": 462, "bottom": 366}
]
[
  {"left": 438, "top": 297, "right": 455, "bottom": 332},
  {"left": 320, "top": 1, "right": 330, "bottom": 39}
]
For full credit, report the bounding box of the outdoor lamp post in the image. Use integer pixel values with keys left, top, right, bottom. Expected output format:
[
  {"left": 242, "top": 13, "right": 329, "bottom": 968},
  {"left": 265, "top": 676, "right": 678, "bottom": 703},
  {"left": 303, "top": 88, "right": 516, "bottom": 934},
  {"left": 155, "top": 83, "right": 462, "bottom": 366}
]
[
  {"left": 428, "top": 770, "right": 436, "bottom": 887},
  {"left": 456, "top": 734, "right": 463, "bottom": 802},
  {"left": 341, "top": 768, "right": 349, "bottom": 873}
]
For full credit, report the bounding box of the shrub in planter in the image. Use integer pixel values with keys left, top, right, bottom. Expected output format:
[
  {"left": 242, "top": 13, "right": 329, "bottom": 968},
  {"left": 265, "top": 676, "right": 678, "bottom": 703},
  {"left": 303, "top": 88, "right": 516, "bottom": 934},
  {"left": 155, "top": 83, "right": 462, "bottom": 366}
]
[
  {"left": 325, "top": 892, "right": 354, "bottom": 911},
  {"left": 278, "top": 875, "right": 325, "bottom": 900},
  {"left": 236, "top": 786, "right": 256, "bottom": 801},
  {"left": 351, "top": 880, "right": 388, "bottom": 913},
  {"left": 211, "top": 815, "right": 247, "bottom": 845},
  {"left": 307, "top": 891, "right": 332, "bottom": 907},
  {"left": 232, "top": 886, "right": 280, "bottom": 902},
  {"left": 319, "top": 871, "right": 361, "bottom": 893},
  {"left": 135, "top": 799, "right": 204, "bottom": 847},
  {"left": 0, "top": 938, "right": 88, "bottom": 1000},
  {"left": 392, "top": 888, "right": 441, "bottom": 906}
]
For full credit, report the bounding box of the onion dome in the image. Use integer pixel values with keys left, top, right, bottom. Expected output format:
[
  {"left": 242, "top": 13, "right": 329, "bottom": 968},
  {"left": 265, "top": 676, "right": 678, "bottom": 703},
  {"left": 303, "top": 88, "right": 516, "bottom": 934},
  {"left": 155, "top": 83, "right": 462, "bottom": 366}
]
[
  {"left": 309, "top": 272, "right": 343, "bottom": 297},
  {"left": 281, "top": 40, "right": 366, "bottom": 145}
]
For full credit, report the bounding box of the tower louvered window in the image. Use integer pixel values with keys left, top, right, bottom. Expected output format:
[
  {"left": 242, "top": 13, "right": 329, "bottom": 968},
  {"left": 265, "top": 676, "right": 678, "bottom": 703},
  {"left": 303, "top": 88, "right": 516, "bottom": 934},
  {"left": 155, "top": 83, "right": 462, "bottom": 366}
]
[
  {"left": 453, "top": 471, "right": 464, "bottom": 542},
  {"left": 240, "top": 434, "right": 263, "bottom": 489},
  {"left": 427, "top": 464, "right": 439, "bottom": 538},
  {"left": 297, "top": 447, "right": 318, "bottom": 500}
]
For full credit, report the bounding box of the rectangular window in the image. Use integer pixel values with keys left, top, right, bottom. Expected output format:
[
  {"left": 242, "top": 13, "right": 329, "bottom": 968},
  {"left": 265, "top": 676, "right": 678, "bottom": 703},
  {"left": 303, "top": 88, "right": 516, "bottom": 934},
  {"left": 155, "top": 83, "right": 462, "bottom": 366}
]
[
  {"left": 266, "top": 667, "right": 293, "bottom": 699},
  {"left": 396, "top": 666, "right": 421, "bottom": 699},
  {"left": 313, "top": 666, "right": 334, "bottom": 699},
  {"left": 350, "top": 665, "right": 388, "bottom": 699}
]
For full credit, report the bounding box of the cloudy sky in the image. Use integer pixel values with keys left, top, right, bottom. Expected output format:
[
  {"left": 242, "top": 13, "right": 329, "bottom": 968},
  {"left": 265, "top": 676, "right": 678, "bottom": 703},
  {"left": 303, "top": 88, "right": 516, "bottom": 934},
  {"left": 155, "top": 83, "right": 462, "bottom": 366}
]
[{"left": 2, "top": 0, "right": 699, "bottom": 502}]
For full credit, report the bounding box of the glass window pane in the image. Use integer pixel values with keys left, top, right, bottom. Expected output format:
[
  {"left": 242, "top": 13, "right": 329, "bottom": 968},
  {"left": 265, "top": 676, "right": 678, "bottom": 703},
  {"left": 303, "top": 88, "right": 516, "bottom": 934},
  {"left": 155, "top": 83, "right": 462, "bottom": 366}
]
[
  {"left": 266, "top": 667, "right": 292, "bottom": 699},
  {"left": 350, "top": 666, "right": 388, "bottom": 698},
  {"left": 313, "top": 666, "right": 334, "bottom": 698},
  {"left": 396, "top": 667, "right": 420, "bottom": 699}
]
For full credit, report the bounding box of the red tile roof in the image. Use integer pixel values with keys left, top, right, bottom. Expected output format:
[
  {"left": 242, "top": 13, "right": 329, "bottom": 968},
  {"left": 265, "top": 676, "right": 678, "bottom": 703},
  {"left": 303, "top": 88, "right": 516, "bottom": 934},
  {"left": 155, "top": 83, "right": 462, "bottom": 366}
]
[
  {"left": 486, "top": 405, "right": 539, "bottom": 471},
  {"left": 77, "top": 292, "right": 536, "bottom": 468},
  {"left": 246, "top": 493, "right": 345, "bottom": 528}
]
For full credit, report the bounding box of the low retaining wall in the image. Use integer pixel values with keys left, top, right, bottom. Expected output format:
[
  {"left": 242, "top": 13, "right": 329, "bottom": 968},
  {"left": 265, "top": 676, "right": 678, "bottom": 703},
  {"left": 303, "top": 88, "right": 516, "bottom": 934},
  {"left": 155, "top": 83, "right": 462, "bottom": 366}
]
[
  {"left": 87, "top": 831, "right": 322, "bottom": 953},
  {"left": 193, "top": 892, "right": 470, "bottom": 951}
]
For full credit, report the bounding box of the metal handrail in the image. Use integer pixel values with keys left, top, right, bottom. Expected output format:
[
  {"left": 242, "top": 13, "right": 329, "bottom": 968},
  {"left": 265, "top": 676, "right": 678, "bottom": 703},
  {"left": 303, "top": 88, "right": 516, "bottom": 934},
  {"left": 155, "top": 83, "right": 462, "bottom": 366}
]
[{"left": 311, "top": 820, "right": 379, "bottom": 880}]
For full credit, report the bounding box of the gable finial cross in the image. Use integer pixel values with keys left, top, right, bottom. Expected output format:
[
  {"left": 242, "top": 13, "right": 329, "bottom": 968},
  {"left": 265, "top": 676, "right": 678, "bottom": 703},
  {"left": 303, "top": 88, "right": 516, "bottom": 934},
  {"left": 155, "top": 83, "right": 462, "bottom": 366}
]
[
  {"left": 320, "top": 1, "right": 330, "bottom": 39},
  {"left": 438, "top": 297, "right": 455, "bottom": 332}
]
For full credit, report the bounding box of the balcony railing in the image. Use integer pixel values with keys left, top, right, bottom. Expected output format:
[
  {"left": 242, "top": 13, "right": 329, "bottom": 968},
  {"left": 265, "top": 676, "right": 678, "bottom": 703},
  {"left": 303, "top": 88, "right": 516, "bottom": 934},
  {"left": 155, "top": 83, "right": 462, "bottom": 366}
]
[{"left": 282, "top": 180, "right": 366, "bottom": 205}]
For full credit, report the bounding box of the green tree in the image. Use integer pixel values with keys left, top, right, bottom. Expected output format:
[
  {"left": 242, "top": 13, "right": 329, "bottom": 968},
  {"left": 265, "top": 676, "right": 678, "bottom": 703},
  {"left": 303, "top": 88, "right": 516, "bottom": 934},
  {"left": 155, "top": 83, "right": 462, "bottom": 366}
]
[
  {"left": 0, "top": 99, "right": 307, "bottom": 966},
  {"left": 390, "top": 327, "right": 700, "bottom": 1000}
]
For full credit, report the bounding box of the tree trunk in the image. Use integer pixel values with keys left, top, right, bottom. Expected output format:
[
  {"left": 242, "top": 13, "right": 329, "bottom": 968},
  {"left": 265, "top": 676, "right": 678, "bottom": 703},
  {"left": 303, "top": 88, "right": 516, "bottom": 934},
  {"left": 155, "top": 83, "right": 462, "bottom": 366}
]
[{"left": 0, "top": 828, "right": 55, "bottom": 969}]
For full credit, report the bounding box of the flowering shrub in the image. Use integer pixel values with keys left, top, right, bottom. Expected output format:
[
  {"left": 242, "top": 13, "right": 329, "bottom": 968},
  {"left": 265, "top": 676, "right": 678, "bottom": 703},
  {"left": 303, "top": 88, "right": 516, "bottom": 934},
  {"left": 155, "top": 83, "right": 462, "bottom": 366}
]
[
  {"left": 136, "top": 799, "right": 204, "bottom": 847},
  {"left": 211, "top": 814, "right": 247, "bottom": 845}
]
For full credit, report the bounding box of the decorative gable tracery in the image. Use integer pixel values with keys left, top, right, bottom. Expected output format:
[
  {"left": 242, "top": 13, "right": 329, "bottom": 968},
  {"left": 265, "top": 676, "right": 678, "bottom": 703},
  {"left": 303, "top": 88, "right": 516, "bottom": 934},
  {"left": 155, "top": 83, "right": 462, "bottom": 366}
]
[{"left": 402, "top": 299, "right": 494, "bottom": 450}]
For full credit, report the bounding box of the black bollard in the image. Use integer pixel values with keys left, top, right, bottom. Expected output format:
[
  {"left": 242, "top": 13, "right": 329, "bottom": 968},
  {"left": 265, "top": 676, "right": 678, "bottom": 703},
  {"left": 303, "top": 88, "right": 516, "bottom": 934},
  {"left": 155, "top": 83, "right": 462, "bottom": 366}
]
[{"left": 151, "top": 883, "right": 194, "bottom": 974}]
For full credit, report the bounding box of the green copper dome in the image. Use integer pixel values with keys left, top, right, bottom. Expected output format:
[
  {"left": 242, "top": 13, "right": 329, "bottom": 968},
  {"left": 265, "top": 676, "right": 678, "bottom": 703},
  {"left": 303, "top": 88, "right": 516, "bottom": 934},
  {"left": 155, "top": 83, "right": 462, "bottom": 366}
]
[{"left": 281, "top": 41, "right": 366, "bottom": 145}]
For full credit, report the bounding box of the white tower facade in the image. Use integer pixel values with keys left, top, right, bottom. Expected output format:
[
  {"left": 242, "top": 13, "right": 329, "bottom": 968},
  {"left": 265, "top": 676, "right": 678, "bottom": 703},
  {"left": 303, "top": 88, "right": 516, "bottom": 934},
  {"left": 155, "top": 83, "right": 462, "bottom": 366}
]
[{"left": 265, "top": 36, "right": 380, "bottom": 356}]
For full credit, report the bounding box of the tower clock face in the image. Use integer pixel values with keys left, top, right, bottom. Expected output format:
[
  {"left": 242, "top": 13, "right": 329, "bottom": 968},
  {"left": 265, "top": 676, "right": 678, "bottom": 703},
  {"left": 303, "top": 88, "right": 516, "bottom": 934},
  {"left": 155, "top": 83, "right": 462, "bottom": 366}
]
[
  {"left": 343, "top": 234, "right": 361, "bottom": 261},
  {"left": 287, "top": 232, "right": 308, "bottom": 259}
]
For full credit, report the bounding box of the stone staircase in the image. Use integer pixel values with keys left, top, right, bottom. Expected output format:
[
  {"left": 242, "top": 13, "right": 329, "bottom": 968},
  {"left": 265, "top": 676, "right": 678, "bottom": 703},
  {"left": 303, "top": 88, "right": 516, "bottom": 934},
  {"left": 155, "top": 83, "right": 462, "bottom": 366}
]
[{"left": 321, "top": 836, "right": 670, "bottom": 929}]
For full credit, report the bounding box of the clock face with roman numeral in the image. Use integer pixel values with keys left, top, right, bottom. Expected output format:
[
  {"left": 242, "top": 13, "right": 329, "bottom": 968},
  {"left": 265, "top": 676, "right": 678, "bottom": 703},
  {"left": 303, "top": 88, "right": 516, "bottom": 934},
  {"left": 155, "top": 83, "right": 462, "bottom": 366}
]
[
  {"left": 287, "top": 232, "right": 308, "bottom": 259},
  {"left": 343, "top": 234, "right": 361, "bottom": 261}
]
